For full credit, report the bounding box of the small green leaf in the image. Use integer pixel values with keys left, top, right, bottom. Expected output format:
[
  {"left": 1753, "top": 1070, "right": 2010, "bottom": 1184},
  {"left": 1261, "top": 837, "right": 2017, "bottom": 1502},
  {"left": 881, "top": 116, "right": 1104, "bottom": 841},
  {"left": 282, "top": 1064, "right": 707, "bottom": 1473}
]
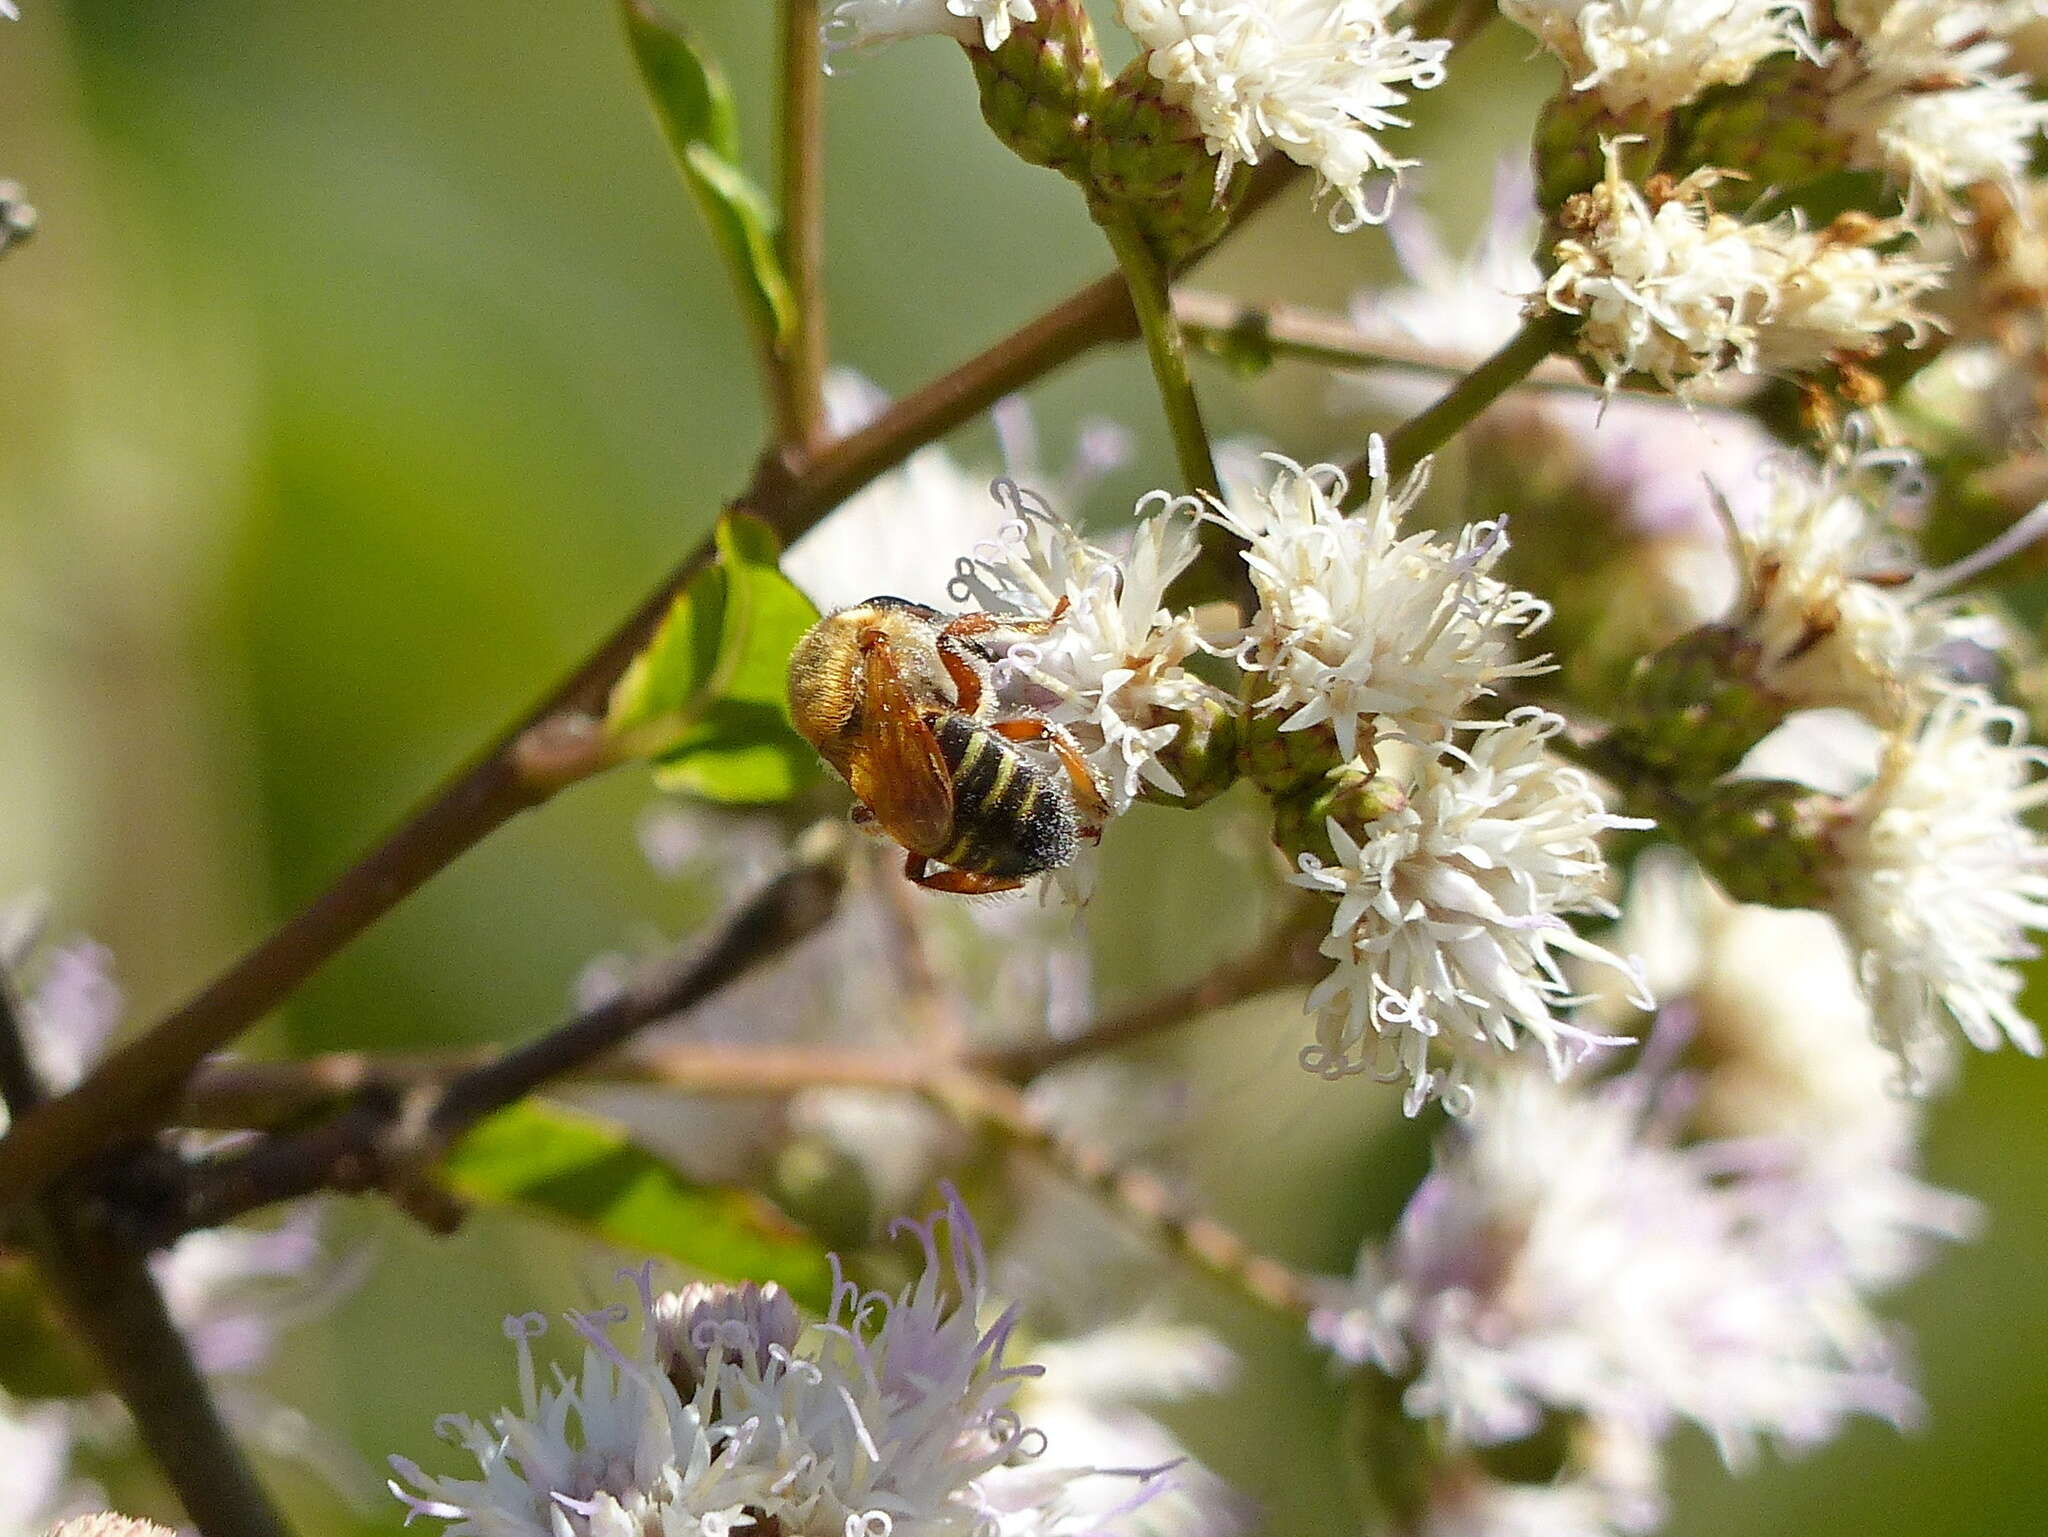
[
  {"left": 444, "top": 1100, "right": 834, "bottom": 1311},
  {"left": 620, "top": 0, "right": 795, "bottom": 345},
  {"left": 607, "top": 512, "right": 822, "bottom": 804}
]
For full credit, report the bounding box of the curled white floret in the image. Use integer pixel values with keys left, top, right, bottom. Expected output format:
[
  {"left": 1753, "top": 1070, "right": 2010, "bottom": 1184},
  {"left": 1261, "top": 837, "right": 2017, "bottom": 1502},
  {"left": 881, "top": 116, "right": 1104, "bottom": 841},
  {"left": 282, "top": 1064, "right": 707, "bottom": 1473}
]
[
  {"left": 1829, "top": 0, "right": 2048, "bottom": 216},
  {"left": 392, "top": 1193, "right": 1152, "bottom": 1537},
  {"left": 951, "top": 481, "right": 1226, "bottom": 817},
  {"left": 1542, "top": 143, "right": 1942, "bottom": 397},
  {"left": 1116, "top": 0, "right": 1451, "bottom": 229},
  {"left": 1499, "top": 0, "right": 1813, "bottom": 113},
  {"left": 1731, "top": 441, "right": 2002, "bottom": 725},
  {"left": 1829, "top": 690, "right": 2048, "bottom": 1069},
  {"left": 1288, "top": 710, "right": 1650, "bottom": 1115},
  {"left": 1312, "top": 1065, "right": 1941, "bottom": 1467},
  {"left": 825, "top": 0, "right": 1037, "bottom": 51},
  {"left": 1212, "top": 448, "right": 1552, "bottom": 760}
]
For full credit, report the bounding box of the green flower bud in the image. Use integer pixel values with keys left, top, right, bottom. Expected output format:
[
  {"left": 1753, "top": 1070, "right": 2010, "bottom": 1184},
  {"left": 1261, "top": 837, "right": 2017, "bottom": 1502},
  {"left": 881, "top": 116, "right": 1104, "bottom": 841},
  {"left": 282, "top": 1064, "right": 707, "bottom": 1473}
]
[
  {"left": 968, "top": 1, "right": 1106, "bottom": 180},
  {"left": 1675, "top": 777, "right": 1833, "bottom": 908},
  {"left": 1086, "top": 58, "right": 1250, "bottom": 267},
  {"left": 1608, "top": 624, "right": 1786, "bottom": 789},
  {"left": 1668, "top": 56, "right": 1852, "bottom": 195},
  {"left": 1270, "top": 763, "right": 1407, "bottom": 868},
  {"left": 1531, "top": 91, "right": 1663, "bottom": 211},
  {"left": 1139, "top": 696, "right": 1246, "bottom": 809}
]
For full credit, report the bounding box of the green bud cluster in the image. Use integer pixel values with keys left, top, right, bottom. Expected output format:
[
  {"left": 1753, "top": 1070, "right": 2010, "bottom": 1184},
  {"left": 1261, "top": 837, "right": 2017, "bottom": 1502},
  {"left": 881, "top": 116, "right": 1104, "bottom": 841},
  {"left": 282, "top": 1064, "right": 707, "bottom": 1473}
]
[
  {"left": 1270, "top": 763, "right": 1408, "bottom": 868},
  {"left": 1530, "top": 92, "right": 1662, "bottom": 210},
  {"left": 1140, "top": 695, "right": 1245, "bottom": 809},
  {"left": 964, "top": 5, "right": 1241, "bottom": 267},
  {"left": 1088, "top": 61, "right": 1249, "bottom": 266},
  {"left": 967, "top": 1, "right": 1106, "bottom": 181},
  {"left": 1668, "top": 56, "right": 1852, "bottom": 195},
  {"left": 1668, "top": 778, "right": 1834, "bottom": 909},
  {"left": 1606, "top": 625, "right": 1786, "bottom": 790}
]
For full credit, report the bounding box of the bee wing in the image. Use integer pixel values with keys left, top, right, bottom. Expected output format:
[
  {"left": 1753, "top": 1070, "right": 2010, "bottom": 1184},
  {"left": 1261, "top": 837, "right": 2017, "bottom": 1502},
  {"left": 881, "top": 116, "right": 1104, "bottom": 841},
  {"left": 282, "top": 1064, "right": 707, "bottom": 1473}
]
[{"left": 847, "top": 637, "right": 955, "bottom": 854}]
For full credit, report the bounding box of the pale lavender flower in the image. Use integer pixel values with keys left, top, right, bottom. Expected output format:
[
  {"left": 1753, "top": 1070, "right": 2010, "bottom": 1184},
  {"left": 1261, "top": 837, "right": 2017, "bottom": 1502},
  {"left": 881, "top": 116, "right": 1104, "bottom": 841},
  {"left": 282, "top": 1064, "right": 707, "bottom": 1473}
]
[
  {"left": 1314, "top": 1065, "right": 1932, "bottom": 1467},
  {"left": 826, "top": 0, "right": 1038, "bottom": 52},
  {"left": 392, "top": 1191, "right": 1163, "bottom": 1537},
  {"left": 0, "top": 1393, "right": 96, "bottom": 1537}
]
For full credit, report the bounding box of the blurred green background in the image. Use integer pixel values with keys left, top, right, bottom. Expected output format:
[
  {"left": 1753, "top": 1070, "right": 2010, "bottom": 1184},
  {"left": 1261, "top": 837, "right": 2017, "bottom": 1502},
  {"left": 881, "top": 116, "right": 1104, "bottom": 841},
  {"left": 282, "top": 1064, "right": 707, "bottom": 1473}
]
[{"left": 0, "top": 4, "right": 2042, "bottom": 1534}]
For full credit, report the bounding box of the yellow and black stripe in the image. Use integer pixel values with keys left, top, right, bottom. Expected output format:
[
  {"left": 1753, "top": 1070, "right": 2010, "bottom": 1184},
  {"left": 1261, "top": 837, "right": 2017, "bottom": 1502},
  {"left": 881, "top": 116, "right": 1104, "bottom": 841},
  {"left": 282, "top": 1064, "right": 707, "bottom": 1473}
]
[{"left": 931, "top": 714, "right": 1079, "bottom": 877}]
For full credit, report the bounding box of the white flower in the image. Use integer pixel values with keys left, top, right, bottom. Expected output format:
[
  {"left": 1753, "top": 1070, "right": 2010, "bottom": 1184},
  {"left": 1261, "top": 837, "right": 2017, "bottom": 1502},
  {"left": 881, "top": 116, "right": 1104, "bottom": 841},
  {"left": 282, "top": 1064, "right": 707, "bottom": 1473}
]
[
  {"left": 1829, "top": 0, "right": 2048, "bottom": 215},
  {"left": 1542, "top": 144, "right": 1942, "bottom": 397},
  {"left": 1731, "top": 441, "right": 2000, "bottom": 725},
  {"left": 1211, "top": 449, "right": 1552, "bottom": 761},
  {"left": 1289, "top": 710, "right": 1649, "bottom": 1115},
  {"left": 1312, "top": 1066, "right": 1929, "bottom": 1466},
  {"left": 825, "top": 0, "right": 1037, "bottom": 52},
  {"left": 393, "top": 1193, "right": 1154, "bottom": 1537},
  {"left": 1828, "top": 689, "right": 2048, "bottom": 1068},
  {"left": 1115, "top": 0, "right": 1451, "bottom": 229},
  {"left": 951, "top": 481, "right": 1226, "bottom": 818},
  {"left": 1498, "top": 0, "right": 1813, "bottom": 114}
]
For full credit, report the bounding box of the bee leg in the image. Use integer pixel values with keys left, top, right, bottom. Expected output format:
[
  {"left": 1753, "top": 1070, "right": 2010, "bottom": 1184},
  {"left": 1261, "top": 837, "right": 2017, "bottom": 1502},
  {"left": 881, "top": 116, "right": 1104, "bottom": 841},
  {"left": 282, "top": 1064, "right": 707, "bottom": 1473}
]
[
  {"left": 941, "top": 594, "right": 1071, "bottom": 644},
  {"left": 903, "top": 852, "right": 1024, "bottom": 896},
  {"left": 990, "top": 714, "right": 1111, "bottom": 824},
  {"left": 934, "top": 636, "right": 987, "bottom": 716}
]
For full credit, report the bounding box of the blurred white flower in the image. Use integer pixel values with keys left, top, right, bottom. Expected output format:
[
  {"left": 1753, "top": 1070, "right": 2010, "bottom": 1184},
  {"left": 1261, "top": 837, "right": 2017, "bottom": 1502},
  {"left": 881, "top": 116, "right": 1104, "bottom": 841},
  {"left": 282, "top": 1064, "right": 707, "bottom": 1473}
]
[
  {"left": 1498, "top": 0, "right": 1812, "bottom": 113},
  {"left": 1313, "top": 1065, "right": 1929, "bottom": 1468},
  {"left": 952, "top": 481, "right": 1227, "bottom": 816},
  {"left": 1730, "top": 442, "right": 2003, "bottom": 725},
  {"left": 1211, "top": 449, "right": 1551, "bottom": 761},
  {"left": 393, "top": 1193, "right": 1162, "bottom": 1537},
  {"left": 1415, "top": 1427, "right": 1664, "bottom": 1537},
  {"left": 825, "top": 0, "right": 1038, "bottom": 52},
  {"left": 1542, "top": 145, "right": 1942, "bottom": 397},
  {"left": 1006, "top": 1324, "right": 1247, "bottom": 1537},
  {"left": 783, "top": 373, "right": 1129, "bottom": 614},
  {"left": 1828, "top": 689, "right": 2048, "bottom": 1069},
  {"left": 0, "top": 1392, "right": 95, "bottom": 1537},
  {"left": 1289, "top": 710, "right": 1650, "bottom": 1115},
  {"left": 1829, "top": 0, "right": 2048, "bottom": 215},
  {"left": 1115, "top": 0, "right": 1451, "bottom": 229}
]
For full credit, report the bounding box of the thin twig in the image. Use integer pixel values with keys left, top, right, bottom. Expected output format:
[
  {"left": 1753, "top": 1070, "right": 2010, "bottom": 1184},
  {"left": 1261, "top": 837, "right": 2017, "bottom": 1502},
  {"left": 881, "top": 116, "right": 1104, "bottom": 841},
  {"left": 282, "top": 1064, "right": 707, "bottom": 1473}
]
[
  {"left": 140, "top": 839, "right": 848, "bottom": 1246},
  {"left": 1345, "top": 310, "right": 1577, "bottom": 500},
  {"left": 2, "top": 965, "right": 291, "bottom": 1537},
  {"left": 777, "top": 0, "right": 829, "bottom": 450},
  {"left": 1104, "top": 214, "right": 1220, "bottom": 499},
  {"left": 1174, "top": 290, "right": 1606, "bottom": 395},
  {"left": 975, "top": 896, "right": 1329, "bottom": 1081}
]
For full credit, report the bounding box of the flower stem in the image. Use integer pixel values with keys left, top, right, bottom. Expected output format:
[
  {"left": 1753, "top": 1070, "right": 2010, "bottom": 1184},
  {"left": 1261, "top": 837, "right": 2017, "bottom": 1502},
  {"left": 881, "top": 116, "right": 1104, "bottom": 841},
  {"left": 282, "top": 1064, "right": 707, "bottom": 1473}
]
[
  {"left": 1346, "top": 309, "right": 1576, "bottom": 501},
  {"left": 777, "top": 0, "right": 828, "bottom": 450},
  {"left": 1104, "top": 213, "right": 1220, "bottom": 499}
]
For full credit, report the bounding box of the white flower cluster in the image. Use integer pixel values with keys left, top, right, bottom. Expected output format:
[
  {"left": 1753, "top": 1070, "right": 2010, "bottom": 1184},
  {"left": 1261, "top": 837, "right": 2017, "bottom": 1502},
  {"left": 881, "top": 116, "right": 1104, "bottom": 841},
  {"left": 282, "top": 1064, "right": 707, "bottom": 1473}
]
[
  {"left": 1542, "top": 144, "right": 1942, "bottom": 397},
  {"left": 1290, "top": 711, "right": 1650, "bottom": 1114},
  {"left": 825, "top": 0, "right": 1452, "bottom": 230},
  {"left": 1313, "top": 1050, "right": 1969, "bottom": 1529},
  {"left": 391, "top": 1194, "right": 1168, "bottom": 1537},
  {"left": 952, "top": 482, "right": 1226, "bottom": 819},
  {"left": 1829, "top": 0, "right": 2048, "bottom": 217},
  {"left": 1115, "top": 0, "right": 1451, "bottom": 228},
  {"left": 1499, "top": 0, "right": 1814, "bottom": 114},
  {"left": 1730, "top": 440, "right": 2001, "bottom": 726},
  {"left": 1829, "top": 690, "right": 2048, "bottom": 1070},
  {"left": 1211, "top": 451, "right": 1551, "bottom": 759}
]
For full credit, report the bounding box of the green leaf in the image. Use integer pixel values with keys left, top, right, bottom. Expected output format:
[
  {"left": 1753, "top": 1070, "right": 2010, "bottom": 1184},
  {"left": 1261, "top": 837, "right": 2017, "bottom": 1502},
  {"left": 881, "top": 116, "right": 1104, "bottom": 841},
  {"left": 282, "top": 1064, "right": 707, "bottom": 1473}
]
[
  {"left": 620, "top": 0, "right": 795, "bottom": 346},
  {"left": 444, "top": 1100, "right": 835, "bottom": 1312},
  {"left": 607, "top": 512, "right": 822, "bottom": 804}
]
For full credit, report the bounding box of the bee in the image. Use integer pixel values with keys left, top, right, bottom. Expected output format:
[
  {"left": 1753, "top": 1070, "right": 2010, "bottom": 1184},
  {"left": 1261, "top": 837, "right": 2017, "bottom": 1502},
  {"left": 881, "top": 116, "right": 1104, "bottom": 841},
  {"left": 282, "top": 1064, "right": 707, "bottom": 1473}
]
[{"left": 786, "top": 596, "right": 1109, "bottom": 894}]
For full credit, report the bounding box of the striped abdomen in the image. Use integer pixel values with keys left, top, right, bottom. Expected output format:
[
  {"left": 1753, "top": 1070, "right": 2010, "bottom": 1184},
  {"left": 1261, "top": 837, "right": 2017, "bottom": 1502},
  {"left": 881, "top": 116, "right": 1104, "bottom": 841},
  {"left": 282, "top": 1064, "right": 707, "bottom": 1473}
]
[{"left": 929, "top": 713, "right": 1078, "bottom": 877}]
